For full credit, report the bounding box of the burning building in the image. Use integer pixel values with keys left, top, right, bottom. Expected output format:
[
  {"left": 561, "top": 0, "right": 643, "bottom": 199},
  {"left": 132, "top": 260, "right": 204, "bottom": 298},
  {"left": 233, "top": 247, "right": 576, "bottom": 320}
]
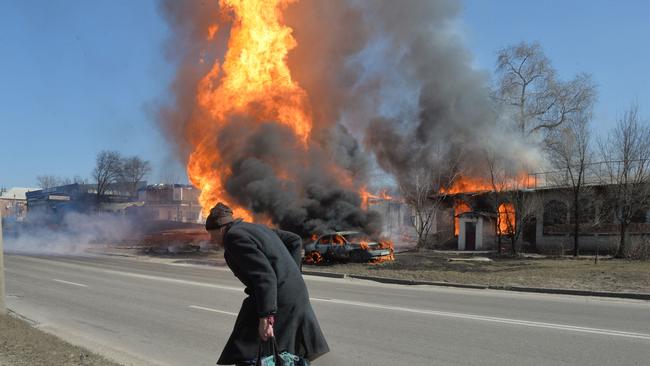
[{"left": 432, "top": 176, "right": 650, "bottom": 254}]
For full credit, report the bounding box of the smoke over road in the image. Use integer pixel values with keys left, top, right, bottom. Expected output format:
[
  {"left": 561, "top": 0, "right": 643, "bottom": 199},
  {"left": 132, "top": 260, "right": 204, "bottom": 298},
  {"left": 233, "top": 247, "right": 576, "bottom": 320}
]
[{"left": 4, "top": 212, "right": 136, "bottom": 255}]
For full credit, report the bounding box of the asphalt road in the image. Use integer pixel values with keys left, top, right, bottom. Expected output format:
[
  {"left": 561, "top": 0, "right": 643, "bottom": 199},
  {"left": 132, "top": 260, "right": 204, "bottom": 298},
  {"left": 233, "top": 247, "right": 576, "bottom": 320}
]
[{"left": 4, "top": 253, "right": 650, "bottom": 366}]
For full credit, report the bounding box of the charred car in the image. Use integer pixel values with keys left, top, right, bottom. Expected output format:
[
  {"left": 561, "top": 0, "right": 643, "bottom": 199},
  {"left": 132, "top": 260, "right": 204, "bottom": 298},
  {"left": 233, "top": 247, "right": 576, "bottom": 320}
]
[{"left": 303, "top": 231, "right": 393, "bottom": 264}]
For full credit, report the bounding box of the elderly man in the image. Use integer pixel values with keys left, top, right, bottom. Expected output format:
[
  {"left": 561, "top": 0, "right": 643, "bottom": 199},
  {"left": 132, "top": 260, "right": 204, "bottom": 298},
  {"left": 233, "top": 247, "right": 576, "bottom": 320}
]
[{"left": 206, "top": 203, "right": 329, "bottom": 365}]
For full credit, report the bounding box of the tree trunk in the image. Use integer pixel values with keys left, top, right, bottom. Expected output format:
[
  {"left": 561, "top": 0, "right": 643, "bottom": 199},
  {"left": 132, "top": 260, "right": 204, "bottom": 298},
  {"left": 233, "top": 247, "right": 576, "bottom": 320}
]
[
  {"left": 511, "top": 236, "right": 518, "bottom": 256},
  {"left": 496, "top": 220, "right": 502, "bottom": 254},
  {"left": 617, "top": 222, "right": 628, "bottom": 259},
  {"left": 416, "top": 237, "right": 424, "bottom": 251},
  {"left": 573, "top": 192, "right": 580, "bottom": 257}
]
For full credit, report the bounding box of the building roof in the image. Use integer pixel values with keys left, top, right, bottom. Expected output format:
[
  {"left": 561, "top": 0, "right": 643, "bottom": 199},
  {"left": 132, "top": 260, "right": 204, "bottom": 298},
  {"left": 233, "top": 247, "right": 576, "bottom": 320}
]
[
  {"left": 139, "top": 183, "right": 197, "bottom": 191},
  {"left": 0, "top": 187, "right": 38, "bottom": 200}
]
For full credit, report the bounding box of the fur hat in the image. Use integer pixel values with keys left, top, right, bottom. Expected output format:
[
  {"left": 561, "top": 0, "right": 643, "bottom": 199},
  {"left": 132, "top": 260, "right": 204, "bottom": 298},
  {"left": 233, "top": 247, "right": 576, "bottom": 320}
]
[{"left": 205, "top": 202, "right": 234, "bottom": 230}]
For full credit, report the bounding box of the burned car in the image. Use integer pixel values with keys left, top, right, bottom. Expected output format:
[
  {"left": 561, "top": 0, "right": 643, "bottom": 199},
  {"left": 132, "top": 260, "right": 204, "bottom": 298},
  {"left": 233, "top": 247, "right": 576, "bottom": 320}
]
[{"left": 303, "top": 231, "right": 394, "bottom": 264}]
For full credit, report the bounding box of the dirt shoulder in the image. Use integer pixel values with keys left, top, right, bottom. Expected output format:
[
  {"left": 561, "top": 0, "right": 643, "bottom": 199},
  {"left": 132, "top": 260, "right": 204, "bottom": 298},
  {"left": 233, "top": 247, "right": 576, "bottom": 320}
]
[
  {"left": 303, "top": 251, "right": 650, "bottom": 293},
  {"left": 0, "top": 312, "right": 123, "bottom": 366},
  {"left": 99, "top": 246, "right": 650, "bottom": 293}
]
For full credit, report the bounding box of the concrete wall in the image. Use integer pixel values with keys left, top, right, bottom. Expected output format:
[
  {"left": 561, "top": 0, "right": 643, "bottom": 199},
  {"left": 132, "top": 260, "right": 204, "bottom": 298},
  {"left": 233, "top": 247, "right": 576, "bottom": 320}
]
[{"left": 368, "top": 199, "right": 418, "bottom": 250}]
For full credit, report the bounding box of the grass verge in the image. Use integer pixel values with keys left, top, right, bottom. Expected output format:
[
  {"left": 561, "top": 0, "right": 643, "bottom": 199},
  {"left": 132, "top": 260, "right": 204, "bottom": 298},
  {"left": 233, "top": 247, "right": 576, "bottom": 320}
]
[
  {"left": 0, "top": 311, "right": 122, "bottom": 366},
  {"left": 304, "top": 250, "right": 650, "bottom": 293}
]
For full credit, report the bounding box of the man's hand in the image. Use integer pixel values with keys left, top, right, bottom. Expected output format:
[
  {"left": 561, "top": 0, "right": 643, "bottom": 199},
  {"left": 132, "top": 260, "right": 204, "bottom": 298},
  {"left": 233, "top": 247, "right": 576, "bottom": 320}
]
[{"left": 259, "top": 316, "right": 275, "bottom": 341}]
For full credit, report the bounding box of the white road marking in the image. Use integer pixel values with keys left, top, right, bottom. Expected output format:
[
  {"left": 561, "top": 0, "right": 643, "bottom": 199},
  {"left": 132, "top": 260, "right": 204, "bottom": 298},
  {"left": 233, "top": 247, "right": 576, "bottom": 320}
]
[
  {"left": 12, "top": 255, "right": 649, "bottom": 341},
  {"left": 52, "top": 279, "right": 88, "bottom": 288},
  {"left": 96, "top": 269, "right": 244, "bottom": 292},
  {"left": 310, "top": 297, "right": 650, "bottom": 341},
  {"left": 7, "top": 255, "right": 243, "bottom": 292},
  {"left": 189, "top": 305, "right": 238, "bottom": 316}
]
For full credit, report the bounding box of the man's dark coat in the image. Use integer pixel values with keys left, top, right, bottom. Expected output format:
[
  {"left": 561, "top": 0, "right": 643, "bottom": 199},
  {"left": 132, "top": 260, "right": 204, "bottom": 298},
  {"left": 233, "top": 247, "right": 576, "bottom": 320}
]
[{"left": 217, "top": 221, "right": 330, "bottom": 365}]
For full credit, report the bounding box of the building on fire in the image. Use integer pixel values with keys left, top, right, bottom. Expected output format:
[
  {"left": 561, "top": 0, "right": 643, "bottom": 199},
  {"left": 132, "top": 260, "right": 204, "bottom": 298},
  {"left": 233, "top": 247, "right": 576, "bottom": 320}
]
[{"left": 432, "top": 182, "right": 650, "bottom": 254}]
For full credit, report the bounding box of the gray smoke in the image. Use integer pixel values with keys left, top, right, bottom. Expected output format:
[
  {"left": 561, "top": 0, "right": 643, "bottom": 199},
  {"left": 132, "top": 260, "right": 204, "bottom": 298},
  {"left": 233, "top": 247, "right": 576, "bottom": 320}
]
[
  {"left": 157, "top": 0, "right": 383, "bottom": 237},
  {"left": 285, "top": 0, "right": 537, "bottom": 188},
  {"left": 5, "top": 212, "right": 136, "bottom": 255},
  {"left": 359, "top": 0, "right": 502, "bottom": 185},
  {"left": 221, "top": 119, "right": 381, "bottom": 235},
  {"left": 157, "top": 0, "right": 534, "bottom": 236}
]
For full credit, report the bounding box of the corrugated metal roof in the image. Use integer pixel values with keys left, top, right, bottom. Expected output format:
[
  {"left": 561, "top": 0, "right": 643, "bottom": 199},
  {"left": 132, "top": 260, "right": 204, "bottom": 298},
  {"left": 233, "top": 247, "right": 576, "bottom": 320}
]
[{"left": 0, "top": 187, "right": 38, "bottom": 200}]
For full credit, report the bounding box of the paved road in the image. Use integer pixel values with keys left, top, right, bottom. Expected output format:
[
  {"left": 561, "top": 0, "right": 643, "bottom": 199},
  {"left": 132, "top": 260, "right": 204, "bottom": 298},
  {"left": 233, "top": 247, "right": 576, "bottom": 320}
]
[{"left": 4, "top": 253, "right": 650, "bottom": 366}]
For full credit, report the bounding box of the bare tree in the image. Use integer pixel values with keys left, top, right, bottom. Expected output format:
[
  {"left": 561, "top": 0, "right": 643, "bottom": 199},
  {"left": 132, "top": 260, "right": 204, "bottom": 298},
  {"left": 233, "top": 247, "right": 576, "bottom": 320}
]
[
  {"left": 36, "top": 175, "right": 62, "bottom": 190},
  {"left": 485, "top": 151, "right": 509, "bottom": 253},
  {"left": 92, "top": 151, "right": 123, "bottom": 201},
  {"left": 545, "top": 113, "right": 593, "bottom": 256},
  {"left": 499, "top": 189, "right": 541, "bottom": 256},
  {"left": 400, "top": 149, "right": 462, "bottom": 250},
  {"left": 598, "top": 105, "right": 650, "bottom": 258},
  {"left": 59, "top": 175, "right": 88, "bottom": 186},
  {"left": 72, "top": 175, "right": 88, "bottom": 185},
  {"left": 485, "top": 151, "right": 539, "bottom": 255},
  {"left": 495, "top": 42, "right": 596, "bottom": 137},
  {"left": 120, "top": 156, "right": 151, "bottom": 197}
]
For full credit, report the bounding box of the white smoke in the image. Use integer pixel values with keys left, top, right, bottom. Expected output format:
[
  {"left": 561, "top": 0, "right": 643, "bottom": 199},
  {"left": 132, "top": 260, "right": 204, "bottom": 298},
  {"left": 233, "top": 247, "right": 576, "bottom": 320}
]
[{"left": 5, "top": 212, "right": 137, "bottom": 255}]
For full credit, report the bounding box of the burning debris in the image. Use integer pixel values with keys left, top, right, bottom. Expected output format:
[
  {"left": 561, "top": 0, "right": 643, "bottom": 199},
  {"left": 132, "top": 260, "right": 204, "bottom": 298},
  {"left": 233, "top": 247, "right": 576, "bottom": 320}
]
[
  {"left": 139, "top": 227, "right": 210, "bottom": 253},
  {"left": 303, "top": 231, "right": 394, "bottom": 265}
]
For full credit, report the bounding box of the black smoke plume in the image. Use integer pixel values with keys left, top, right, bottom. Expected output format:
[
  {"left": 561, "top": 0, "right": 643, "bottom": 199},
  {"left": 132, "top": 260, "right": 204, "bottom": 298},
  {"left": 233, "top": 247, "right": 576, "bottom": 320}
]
[{"left": 157, "top": 0, "right": 534, "bottom": 236}]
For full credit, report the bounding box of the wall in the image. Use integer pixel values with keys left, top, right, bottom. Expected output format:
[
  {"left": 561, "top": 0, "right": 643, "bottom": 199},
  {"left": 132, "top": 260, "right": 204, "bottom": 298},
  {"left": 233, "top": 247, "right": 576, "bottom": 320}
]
[{"left": 368, "top": 199, "right": 417, "bottom": 250}]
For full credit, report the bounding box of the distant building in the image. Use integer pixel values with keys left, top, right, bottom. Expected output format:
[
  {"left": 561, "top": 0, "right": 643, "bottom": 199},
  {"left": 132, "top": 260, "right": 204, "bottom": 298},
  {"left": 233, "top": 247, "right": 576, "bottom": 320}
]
[
  {"left": 25, "top": 183, "right": 140, "bottom": 223},
  {"left": 0, "top": 187, "right": 37, "bottom": 220},
  {"left": 135, "top": 184, "right": 201, "bottom": 223}
]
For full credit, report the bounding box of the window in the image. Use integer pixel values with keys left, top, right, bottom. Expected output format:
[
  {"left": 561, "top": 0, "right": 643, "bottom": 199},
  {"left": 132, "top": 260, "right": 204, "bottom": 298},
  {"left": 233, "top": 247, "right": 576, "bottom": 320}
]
[
  {"left": 543, "top": 200, "right": 568, "bottom": 226},
  {"left": 631, "top": 209, "right": 648, "bottom": 223},
  {"left": 570, "top": 199, "right": 595, "bottom": 224}
]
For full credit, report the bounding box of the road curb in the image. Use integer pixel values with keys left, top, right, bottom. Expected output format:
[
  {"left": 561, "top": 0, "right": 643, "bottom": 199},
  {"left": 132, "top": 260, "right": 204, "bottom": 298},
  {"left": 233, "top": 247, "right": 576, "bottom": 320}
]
[
  {"left": 301, "top": 270, "right": 650, "bottom": 301},
  {"left": 301, "top": 270, "right": 347, "bottom": 279}
]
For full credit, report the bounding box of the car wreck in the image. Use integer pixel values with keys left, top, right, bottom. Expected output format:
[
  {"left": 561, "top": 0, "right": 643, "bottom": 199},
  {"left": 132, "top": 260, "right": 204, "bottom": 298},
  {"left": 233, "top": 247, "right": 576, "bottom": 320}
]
[{"left": 303, "top": 231, "right": 394, "bottom": 264}]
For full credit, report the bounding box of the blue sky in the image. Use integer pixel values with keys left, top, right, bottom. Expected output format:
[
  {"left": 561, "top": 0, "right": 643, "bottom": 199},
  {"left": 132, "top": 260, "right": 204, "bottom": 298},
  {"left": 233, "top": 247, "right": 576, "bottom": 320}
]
[
  {"left": 1, "top": 0, "right": 648, "bottom": 188},
  {"left": 461, "top": 0, "right": 650, "bottom": 132}
]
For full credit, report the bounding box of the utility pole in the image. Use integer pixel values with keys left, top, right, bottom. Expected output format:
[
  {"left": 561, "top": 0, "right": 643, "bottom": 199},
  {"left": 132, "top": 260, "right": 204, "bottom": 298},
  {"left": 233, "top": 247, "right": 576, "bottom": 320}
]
[{"left": 0, "top": 216, "right": 6, "bottom": 315}]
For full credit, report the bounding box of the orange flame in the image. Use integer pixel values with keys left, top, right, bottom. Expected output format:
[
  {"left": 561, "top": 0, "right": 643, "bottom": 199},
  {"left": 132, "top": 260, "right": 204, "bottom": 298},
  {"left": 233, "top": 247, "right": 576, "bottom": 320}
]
[
  {"left": 207, "top": 24, "right": 218, "bottom": 40},
  {"left": 360, "top": 186, "right": 395, "bottom": 210},
  {"left": 359, "top": 240, "right": 369, "bottom": 250},
  {"left": 454, "top": 200, "right": 472, "bottom": 236},
  {"left": 498, "top": 203, "right": 515, "bottom": 235},
  {"left": 371, "top": 239, "right": 395, "bottom": 263},
  {"left": 441, "top": 174, "right": 535, "bottom": 195},
  {"left": 188, "top": 0, "right": 313, "bottom": 218}
]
